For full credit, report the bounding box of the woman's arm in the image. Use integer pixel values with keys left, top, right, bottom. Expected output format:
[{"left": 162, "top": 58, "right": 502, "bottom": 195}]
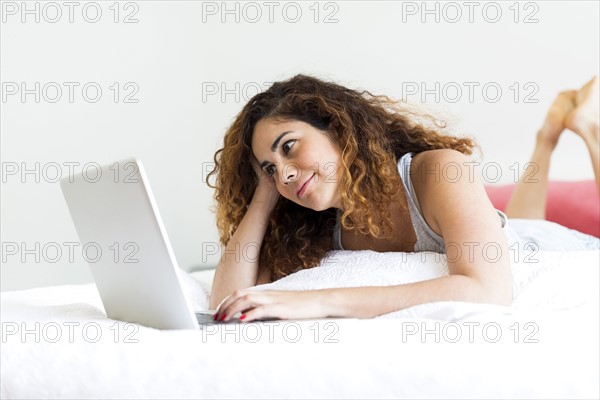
[
  {"left": 324, "top": 274, "right": 509, "bottom": 319},
  {"left": 209, "top": 171, "right": 279, "bottom": 309},
  {"left": 214, "top": 273, "right": 509, "bottom": 322},
  {"left": 406, "top": 148, "right": 514, "bottom": 305}
]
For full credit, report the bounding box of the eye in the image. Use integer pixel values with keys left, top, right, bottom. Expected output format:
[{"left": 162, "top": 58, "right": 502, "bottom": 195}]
[
  {"left": 265, "top": 165, "right": 276, "bottom": 176},
  {"left": 282, "top": 139, "right": 295, "bottom": 154}
]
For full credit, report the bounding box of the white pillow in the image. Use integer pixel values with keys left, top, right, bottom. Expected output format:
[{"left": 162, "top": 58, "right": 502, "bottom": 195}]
[
  {"left": 252, "top": 250, "right": 449, "bottom": 291},
  {"left": 188, "top": 249, "right": 599, "bottom": 318}
]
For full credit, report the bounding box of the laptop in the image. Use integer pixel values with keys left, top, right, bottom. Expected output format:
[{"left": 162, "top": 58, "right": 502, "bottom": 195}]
[{"left": 60, "top": 157, "right": 227, "bottom": 330}]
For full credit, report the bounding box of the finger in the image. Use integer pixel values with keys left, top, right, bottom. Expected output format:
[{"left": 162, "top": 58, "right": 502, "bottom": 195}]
[
  {"left": 221, "top": 292, "right": 264, "bottom": 322},
  {"left": 214, "top": 290, "right": 245, "bottom": 320},
  {"left": 239, "top": 305, "right": 274, "bottom": 323}
]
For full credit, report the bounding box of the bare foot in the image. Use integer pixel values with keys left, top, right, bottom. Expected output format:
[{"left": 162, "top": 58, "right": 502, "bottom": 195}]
[
  {"left": 537, "top": 90, "right": 576, "bottom": 150},
  {"left": 565, "top": 76, "right": 599, "bottom": 143}
]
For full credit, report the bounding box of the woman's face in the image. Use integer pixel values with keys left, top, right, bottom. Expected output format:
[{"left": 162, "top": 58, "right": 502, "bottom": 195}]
[{"left": 251, "top": 118, "right": 343, "bottom": 211}]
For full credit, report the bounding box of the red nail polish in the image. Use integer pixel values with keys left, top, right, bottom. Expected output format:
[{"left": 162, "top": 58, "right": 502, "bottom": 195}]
[
  {"left": 220, "top": 314, "right": 227, "bottom": 321},
  {"left": 240, "top": 314, "right": 246, "bottom": 320}
]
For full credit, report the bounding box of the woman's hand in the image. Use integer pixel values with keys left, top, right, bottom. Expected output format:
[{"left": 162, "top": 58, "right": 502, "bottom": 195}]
[
  {"left": 213, "top": 289, "right": 331, "bottom": 322},
  {"left": 251, "top": 160, "right": 280, "bottom": 211}
]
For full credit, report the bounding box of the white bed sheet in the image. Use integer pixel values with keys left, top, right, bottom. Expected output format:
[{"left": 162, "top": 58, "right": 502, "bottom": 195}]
[{"left": 1, "top": 249, "right": 599, "bottom": 399}]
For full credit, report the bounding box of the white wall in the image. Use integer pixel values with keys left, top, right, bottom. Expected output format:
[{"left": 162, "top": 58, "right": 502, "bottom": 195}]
[{"left": 1, "top": 0, "right": 598, "bottom": 291}]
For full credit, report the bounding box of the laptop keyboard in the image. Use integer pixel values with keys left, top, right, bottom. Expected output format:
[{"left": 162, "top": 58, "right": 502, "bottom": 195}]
[
  {"left": 195, "top": 313, "right": 216, "bottom": 324},
  {"left": 195, "top": 312, "right": 242, "bottom": 325}
]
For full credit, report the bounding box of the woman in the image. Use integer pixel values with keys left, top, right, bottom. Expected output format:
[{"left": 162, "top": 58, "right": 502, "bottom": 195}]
[{"left": 207, "top": 75, "right": 600, "bottom": 322}]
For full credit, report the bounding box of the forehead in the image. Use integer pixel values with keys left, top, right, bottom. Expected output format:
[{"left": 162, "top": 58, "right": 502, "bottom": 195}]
[{"left": 254, "top": 118, "right": 296, "bottom": 138}]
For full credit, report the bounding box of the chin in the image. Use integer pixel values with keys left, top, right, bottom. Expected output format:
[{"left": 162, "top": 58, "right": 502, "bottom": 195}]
[
  {"left": 292, "top": 191, "right": 334, "bottom": 212},
  {"left": 289, "top": 197, "right": 322, "bottom": 211},
  {"left": 306, "top": 200, "right": 330, "bottom": 212},
  {"left": 295, "top": 202, "right": 323, "bottom": 211}
]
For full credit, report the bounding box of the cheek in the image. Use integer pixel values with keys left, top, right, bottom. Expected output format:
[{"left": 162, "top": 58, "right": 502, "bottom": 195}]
[
  {"left": 274, "top": 182, "right": 294, "bottom": 200},
  {"left": 300, "top": 147, "right": 336, "bottom": 171},
  {"left": 317, "top": 151, "right": 342, "bottom": 180}
]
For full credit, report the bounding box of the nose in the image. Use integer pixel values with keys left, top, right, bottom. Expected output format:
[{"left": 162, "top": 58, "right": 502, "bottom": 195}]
[{"left": 278, "top": 165, "right": 298, "bottom": 185}]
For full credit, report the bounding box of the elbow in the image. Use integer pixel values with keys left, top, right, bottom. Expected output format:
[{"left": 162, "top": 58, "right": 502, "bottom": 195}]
[
  {"left": 482, "top": 282, "right": 513, "bottom": 307},
  {"left": 470, "top": 276, "right": 513, "bottom": 307},
  {"left": 487, "top": 290, "right": 513, "bottom": 307}
]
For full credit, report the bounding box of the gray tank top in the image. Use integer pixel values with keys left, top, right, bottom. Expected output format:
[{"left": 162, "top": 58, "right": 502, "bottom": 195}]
[{"left": 332, "top": 151, "right": 511, "bottom": 253}]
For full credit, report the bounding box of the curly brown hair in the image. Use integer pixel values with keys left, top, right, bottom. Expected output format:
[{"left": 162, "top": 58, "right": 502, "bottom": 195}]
[{"left": 207, "top": 74, "right": 479, "bottom": 282}]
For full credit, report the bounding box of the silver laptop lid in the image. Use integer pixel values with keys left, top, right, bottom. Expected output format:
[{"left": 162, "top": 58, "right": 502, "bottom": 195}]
[{"left": 60, "top": 158, "right": 199, "bottom": 330}]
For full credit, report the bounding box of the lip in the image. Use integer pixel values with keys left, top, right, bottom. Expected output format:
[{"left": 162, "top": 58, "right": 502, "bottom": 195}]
[{"left": 296, "top": 173, "right": 315, "bottom": 199}]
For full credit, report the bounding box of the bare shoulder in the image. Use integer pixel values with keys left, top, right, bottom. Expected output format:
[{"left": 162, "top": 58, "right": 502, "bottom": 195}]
[
  {"left": 409, "top": 149, "right": 476, "bottom": 236},
  {"left": 411, "top": 148, "right": 467, "bottom": 168},
  {"left": 412, "top": 147, "right": 501, "bottom": 233}
]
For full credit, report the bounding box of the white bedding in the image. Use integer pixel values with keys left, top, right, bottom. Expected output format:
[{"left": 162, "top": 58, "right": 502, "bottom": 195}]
[{"left": 1, "top": 249, "right": 599, "bottom": 399}]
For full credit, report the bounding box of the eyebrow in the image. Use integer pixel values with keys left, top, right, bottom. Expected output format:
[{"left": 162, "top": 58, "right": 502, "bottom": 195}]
[{"left": 259, "top": 131, "right": 293, "bottom": 169}]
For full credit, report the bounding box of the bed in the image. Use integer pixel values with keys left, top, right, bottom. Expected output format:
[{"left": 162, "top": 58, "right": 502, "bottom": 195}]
[{"left": 1, "top": 246, "right": 599, "bottom": 399}]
